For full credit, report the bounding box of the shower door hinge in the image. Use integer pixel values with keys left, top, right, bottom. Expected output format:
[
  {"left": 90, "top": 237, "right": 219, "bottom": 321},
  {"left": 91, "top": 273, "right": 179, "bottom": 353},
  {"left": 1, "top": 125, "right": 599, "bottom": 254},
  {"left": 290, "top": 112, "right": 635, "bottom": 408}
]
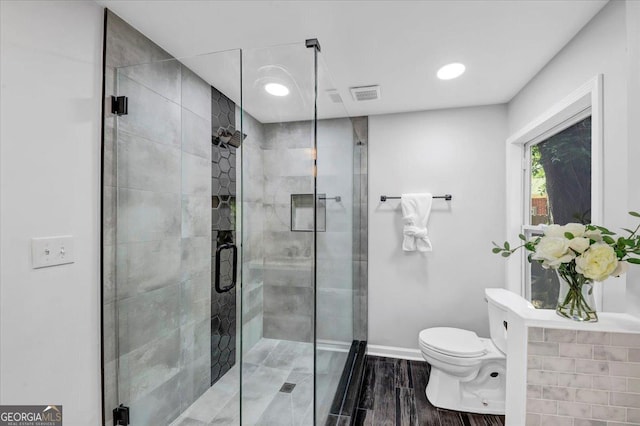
[
  {"left": 305, "top": 38, "right": 321, "bottom": 52},
  {"left": 111, "top": 96, "right": 128, "bottom": 116},
  {"left": 113, "top": 404, "right": 130, "bottom": 425}
]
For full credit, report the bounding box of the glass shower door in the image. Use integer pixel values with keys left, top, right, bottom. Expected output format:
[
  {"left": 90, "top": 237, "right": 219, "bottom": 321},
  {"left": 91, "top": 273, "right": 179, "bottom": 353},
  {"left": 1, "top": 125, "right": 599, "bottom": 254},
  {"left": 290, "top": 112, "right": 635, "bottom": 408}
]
[
  {"left": 113, "top": 57, "right": 192, "bottom": 425},
  {"left": 104, "top": 29, "right": 365, "bottom": 425},
  {"left": 238, "top": 41, "right": 367, "bottom": 425},
  {"left": 239, "top": 42, "right": 317, "bottom": 425},
  {"left": 314, "top": 54, "right": 362, "bottom": 424},
  {"left": 108, "top": 47, "right": 242, "bottom": 425}
]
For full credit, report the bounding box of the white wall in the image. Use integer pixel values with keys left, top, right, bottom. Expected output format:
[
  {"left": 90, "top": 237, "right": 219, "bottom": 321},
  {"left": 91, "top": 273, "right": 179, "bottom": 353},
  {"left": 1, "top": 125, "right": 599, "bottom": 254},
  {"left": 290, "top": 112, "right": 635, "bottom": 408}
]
[
  {"left": 626, "top": 1, "right": 640, "bottom": 317},
  {"left": 0, "top": 1, "right": 103, "bottom": 424},
  {"left": 507, "top": 0, "right": 633, "bottom": 312},
  {"left": 368, "top": 105, "right": 507, "bottom": 351}
]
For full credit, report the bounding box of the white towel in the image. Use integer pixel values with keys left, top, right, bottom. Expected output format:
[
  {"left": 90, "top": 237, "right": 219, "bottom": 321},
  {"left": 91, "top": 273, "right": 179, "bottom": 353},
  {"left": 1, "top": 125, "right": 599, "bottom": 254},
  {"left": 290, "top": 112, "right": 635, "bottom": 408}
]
[{"left": 401, "top": 193, "right": 433, "bottom": 252}]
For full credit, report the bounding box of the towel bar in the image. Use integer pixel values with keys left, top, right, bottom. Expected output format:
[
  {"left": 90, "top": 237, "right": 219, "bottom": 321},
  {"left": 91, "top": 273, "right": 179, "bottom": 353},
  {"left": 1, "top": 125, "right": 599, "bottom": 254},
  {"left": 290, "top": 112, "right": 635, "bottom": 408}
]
[{"left": 380, "top": 194, "right": 452, "bottom": 202}]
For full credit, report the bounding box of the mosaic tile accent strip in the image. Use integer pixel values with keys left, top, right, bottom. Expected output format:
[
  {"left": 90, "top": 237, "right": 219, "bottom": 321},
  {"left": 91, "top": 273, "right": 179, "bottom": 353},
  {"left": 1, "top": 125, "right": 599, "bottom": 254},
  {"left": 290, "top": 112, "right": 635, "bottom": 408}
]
[{"left": 210, "top": 88, "right": 238, "bottom": 385}]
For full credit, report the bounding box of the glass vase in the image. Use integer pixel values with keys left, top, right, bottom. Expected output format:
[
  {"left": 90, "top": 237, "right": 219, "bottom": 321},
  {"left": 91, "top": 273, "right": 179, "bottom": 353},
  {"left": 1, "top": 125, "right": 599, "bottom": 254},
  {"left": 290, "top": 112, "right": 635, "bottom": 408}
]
[{"left": 556, "top": 271, "right": 598, "bottom": 322}]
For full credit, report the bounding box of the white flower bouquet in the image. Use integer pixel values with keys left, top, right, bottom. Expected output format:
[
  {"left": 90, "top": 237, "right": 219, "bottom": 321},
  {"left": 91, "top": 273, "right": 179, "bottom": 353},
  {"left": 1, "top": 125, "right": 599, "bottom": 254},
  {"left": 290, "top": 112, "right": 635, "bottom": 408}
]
[{"left": 493, "top": 212, "right": 640, "bottom": 322}]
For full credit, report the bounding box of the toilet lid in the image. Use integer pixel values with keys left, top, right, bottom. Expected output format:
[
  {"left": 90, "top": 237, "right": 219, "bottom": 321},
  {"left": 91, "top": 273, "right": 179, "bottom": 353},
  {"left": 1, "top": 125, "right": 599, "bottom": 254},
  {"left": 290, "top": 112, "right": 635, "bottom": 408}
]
[{"left": 419, "top": 327, "right": 487, "bottom": 358}]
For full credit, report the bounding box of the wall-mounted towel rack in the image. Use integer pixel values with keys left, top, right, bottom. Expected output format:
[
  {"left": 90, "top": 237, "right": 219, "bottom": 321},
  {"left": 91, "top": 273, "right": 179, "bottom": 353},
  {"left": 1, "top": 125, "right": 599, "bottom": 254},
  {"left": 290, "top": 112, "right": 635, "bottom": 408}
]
[{"left": 380, "top": 194, "right": 452, "bottom": 202}]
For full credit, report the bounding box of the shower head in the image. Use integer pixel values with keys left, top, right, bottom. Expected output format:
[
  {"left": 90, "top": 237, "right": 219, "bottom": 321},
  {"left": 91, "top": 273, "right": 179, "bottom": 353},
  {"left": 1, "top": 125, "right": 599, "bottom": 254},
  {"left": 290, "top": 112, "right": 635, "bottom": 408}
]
[{"left": 213, "top": 128, "right": 247, "bottom": 148}]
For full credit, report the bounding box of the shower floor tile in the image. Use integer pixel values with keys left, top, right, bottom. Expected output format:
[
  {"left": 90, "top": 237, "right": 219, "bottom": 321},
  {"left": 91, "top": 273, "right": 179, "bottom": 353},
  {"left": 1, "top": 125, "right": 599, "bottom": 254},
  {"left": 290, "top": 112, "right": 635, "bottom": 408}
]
[{"left": 170, "top": 338, "right": 315, "bottom": 426}]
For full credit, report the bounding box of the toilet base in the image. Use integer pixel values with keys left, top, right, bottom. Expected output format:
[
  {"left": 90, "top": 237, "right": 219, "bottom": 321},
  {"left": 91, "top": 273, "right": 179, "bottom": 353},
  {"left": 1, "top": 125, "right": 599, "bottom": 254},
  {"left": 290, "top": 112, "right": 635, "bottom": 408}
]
[{"left": 425, "top": 363, "right": 505, "bottom": 415}]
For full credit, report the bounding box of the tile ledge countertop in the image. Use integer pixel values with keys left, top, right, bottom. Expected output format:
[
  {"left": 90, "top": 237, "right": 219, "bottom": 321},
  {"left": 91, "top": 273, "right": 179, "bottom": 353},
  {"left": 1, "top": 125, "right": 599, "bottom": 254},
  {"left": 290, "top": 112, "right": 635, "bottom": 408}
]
[{"left": 512, "top": 305, "right": 640, "bottom": 333}]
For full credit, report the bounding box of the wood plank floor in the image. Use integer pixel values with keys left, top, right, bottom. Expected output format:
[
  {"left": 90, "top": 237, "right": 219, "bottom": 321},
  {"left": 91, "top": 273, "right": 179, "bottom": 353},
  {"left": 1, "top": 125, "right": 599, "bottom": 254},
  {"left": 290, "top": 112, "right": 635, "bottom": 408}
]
[{"left": 354, "top": 356, "right": 505, "bottom": 426}]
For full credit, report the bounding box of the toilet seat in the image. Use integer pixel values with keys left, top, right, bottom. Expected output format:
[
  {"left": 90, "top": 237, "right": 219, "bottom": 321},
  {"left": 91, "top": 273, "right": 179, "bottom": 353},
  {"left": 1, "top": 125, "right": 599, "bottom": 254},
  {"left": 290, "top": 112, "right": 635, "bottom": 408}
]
[{"left": 419, "top": 327, "right": 487, "bottom": 358}]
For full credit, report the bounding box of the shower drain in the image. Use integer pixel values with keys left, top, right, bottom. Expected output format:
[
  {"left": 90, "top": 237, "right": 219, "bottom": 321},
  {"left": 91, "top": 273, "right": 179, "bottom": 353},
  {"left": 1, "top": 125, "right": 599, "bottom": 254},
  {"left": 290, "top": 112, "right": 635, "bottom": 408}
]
[{"left": 279, "top": 383, "right": 296, "bottom": 393}]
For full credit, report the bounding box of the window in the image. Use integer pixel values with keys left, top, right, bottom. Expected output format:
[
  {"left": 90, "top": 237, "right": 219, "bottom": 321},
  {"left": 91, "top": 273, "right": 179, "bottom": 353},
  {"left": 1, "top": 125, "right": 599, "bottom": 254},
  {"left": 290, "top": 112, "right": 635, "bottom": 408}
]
[
  {"left": 506, "top": 76, "right": 602, "bottom": 306},
  {"left": 524, "top": 115, "right": 592, "bottom": 308}
]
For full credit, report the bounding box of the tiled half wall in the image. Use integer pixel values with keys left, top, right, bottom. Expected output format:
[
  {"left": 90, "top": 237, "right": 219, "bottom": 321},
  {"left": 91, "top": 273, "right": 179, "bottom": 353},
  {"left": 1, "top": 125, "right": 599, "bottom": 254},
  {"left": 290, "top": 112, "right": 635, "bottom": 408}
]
[{"left": 527, "top": 327, "right": 640, "bottom": 426}]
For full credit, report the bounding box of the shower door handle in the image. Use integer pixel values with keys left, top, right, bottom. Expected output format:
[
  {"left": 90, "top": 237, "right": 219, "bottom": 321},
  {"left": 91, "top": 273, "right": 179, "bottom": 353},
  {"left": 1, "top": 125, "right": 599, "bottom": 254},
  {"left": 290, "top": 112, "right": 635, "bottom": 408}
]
[{"left": 215, "top": 243, "right": 237, "bottom": 293}]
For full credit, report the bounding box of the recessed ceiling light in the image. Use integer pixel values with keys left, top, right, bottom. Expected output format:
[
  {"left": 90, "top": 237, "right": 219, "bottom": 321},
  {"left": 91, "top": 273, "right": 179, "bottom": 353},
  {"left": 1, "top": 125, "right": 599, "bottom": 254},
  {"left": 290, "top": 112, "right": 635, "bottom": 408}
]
[
  {"left": 437, "top": 63, "right": 466, "bottom": 80},
  {"left": 264, "top": 83, "right": 289, "bottom": 96}
]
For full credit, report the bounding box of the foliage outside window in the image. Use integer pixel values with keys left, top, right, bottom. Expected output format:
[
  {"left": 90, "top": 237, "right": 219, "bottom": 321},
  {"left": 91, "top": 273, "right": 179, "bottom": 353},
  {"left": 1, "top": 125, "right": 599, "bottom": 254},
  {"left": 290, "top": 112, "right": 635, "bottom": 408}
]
[{"left": 527, "top": 116, "right": 592, "bottom": 308}]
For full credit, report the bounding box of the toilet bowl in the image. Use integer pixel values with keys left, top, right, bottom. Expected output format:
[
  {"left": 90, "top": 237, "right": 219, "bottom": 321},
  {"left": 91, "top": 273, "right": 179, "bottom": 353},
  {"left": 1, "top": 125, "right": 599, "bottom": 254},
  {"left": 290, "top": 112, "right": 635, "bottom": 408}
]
[{"left": 418, "top": 288, "right": 516, "bottom": 415}]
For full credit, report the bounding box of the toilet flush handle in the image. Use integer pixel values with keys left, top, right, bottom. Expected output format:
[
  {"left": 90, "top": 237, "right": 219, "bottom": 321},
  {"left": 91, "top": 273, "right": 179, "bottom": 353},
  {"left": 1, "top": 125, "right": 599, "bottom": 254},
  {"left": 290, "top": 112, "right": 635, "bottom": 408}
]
[{"left": 503, "top": 320, "right": 508, "bottom": 331}]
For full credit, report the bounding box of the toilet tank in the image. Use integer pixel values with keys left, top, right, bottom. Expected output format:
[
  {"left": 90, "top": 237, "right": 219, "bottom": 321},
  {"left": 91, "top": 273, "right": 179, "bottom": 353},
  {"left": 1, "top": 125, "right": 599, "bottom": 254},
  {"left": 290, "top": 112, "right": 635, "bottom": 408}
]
[{"left": 485, "top": 288, "right": 532, "bottom": 354}]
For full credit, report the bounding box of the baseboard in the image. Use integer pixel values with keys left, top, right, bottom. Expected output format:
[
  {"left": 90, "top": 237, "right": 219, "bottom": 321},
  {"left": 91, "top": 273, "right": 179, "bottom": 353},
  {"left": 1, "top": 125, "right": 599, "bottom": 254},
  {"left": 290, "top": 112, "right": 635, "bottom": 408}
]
[{"left": 366, "top": 344, "right": 423, "bottom": 361}]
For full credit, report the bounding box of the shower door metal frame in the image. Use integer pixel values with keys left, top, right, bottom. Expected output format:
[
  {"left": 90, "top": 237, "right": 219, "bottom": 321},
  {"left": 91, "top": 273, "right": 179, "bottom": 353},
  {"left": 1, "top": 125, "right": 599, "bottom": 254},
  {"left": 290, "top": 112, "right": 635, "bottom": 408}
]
[{"left": 307, "top": 37, "right": 321, "bottom": 425}]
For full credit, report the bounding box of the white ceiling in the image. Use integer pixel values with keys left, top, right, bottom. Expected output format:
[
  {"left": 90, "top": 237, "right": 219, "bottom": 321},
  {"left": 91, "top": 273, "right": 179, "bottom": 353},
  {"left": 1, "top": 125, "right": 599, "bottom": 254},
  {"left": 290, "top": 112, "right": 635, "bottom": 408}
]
[{"left": 99, "top": 0, "right": 608, "bottom": 122}]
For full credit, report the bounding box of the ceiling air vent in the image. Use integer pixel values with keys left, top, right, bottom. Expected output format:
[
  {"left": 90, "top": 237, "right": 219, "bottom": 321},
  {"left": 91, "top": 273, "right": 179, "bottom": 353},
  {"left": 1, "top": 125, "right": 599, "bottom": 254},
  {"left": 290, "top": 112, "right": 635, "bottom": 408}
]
[
  {"left": 349, "top": 85, "right": 380, "bottom": 102},
  {"left": 326, "top": 89, "right": 343, "bottom": 103}
]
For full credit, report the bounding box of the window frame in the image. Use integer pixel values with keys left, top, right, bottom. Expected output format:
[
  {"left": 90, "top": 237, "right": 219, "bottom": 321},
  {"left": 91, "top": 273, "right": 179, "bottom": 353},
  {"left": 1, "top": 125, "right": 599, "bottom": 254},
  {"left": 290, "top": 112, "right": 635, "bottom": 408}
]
[
  {"left": 505, "top": 75, "right": 604, "bottom": 306},
  {"left": 522, "top": 227, "right": 542, "bottom": 303}
]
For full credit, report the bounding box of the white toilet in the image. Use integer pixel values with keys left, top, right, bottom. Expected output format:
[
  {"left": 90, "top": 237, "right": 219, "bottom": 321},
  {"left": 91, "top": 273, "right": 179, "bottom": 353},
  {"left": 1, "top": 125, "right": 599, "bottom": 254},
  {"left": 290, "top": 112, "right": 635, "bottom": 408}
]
[{"left": 418, "top": 288, "right": 516, "bottom": 415}]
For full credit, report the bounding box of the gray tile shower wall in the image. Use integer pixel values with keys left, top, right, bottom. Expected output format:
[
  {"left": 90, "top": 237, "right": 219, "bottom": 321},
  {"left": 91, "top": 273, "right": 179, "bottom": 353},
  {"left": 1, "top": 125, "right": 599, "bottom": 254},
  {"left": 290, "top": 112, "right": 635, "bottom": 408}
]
[
  {"left": 352, "top": 116, "right": 368, "bottom": 342},
  {"left": 316, "top": 118, "right": 358, "bottom": 344},
  {"left": 260, "top": 117, "right": 367, "bottom": 345},
  {"left": 239, "top": 109, "right": 266, "bottom": 353},
  {"left": 262, "top": 121, "right": 315, "bottom": 342},
  {"left": 103, "top": 11, "right": 211, "bottom": 425}
]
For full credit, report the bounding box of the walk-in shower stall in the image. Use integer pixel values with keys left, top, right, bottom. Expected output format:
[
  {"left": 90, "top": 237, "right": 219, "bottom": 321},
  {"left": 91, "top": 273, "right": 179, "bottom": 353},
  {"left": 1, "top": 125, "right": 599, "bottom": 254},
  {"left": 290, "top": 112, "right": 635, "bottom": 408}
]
[{"left": 101, "top": 11, "right": 368, "bottom": 425}]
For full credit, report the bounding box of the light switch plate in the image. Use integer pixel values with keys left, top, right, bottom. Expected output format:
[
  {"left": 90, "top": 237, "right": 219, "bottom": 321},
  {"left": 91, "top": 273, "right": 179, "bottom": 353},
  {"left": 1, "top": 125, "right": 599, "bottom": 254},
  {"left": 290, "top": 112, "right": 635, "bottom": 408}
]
[{"left": 31, "top": 236, "right": 74, "bottom": 269}]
